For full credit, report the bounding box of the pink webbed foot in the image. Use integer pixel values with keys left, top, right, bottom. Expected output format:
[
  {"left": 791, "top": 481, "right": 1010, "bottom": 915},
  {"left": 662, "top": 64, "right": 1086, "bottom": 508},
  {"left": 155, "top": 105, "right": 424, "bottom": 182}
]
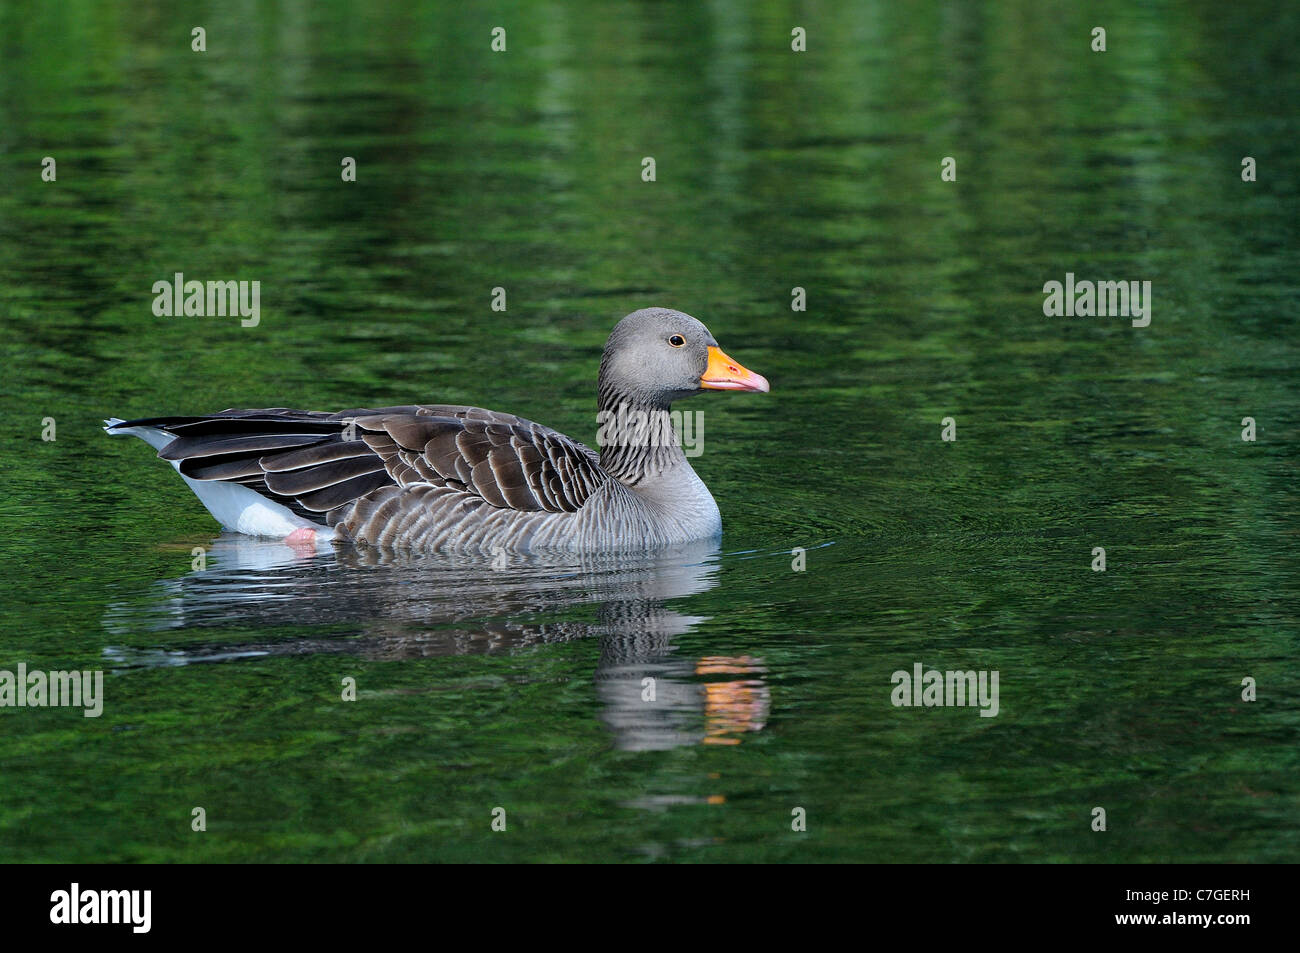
[{"left": 284, "top": 526, "right": 318, "bottom": 558}]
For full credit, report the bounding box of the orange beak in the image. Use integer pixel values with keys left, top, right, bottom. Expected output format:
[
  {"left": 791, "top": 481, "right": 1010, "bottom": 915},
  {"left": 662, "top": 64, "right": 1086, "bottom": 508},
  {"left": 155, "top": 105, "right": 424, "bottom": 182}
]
[{"left": 700, "top": 345, "right": 770, "bottom": 393}]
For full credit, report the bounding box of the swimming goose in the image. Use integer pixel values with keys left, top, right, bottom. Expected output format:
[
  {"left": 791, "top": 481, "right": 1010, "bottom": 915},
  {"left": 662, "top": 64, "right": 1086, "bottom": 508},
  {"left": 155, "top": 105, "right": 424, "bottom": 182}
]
[{"left": 105, "top": 308, "right": 768, "bottom": 552}]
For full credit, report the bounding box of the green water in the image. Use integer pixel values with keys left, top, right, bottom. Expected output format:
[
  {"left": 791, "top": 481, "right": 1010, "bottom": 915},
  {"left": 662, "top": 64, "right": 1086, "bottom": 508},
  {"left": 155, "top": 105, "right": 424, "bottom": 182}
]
[{"left": 1, "top": 0, "right": 1297, "bottom": 862}]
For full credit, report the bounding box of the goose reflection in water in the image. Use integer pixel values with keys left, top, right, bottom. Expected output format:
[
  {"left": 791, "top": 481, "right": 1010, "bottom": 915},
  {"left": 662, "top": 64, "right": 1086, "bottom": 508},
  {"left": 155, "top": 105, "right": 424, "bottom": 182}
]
[{"left": 102, "top": 534, "right": 770, "bottom": 751}]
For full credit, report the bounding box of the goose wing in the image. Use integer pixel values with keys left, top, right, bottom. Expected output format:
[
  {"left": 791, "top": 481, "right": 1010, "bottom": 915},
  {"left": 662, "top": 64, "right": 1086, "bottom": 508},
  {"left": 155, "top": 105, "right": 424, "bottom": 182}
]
[
  {"left": 115, "top": 405, "right": 608, "bottom": 525},
  {"left": 346, "top": 406, "right": 607, "bottom": 513}
]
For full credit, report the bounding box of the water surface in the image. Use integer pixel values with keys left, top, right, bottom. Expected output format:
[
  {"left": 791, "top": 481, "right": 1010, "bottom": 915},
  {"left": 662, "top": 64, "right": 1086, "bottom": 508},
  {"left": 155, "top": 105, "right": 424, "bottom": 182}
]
[{"left": 1, "top": 0, "right": 1297, "bottom": 862}]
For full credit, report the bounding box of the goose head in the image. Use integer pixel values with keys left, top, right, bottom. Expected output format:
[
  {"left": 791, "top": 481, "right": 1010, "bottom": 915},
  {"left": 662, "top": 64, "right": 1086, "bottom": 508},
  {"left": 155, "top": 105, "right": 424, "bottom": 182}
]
[{"left": 597, "top": 308, "right": 769, "bottom": 410}]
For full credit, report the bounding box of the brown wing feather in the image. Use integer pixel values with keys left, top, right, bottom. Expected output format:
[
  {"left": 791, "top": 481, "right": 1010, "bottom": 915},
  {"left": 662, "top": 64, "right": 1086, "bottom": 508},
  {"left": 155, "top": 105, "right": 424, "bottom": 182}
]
[
  {"left": 353, "top": 411, "right": 607, "bottom": 513},
  {"left": 114, "top": 404, "right": 607, "bottom": 525}
]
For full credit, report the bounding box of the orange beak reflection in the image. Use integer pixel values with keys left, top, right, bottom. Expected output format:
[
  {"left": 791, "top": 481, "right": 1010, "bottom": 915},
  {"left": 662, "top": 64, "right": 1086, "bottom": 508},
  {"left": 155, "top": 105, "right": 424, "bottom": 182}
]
[{"left": 700, "top": 345, "right": 770, "bottom": 393}]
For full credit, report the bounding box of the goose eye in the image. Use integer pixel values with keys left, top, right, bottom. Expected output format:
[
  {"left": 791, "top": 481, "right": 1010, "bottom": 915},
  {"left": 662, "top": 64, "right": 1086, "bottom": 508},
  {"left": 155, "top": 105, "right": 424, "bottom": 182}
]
[{"left": 668, "top": 334, "right": 686, "bottom": 348}]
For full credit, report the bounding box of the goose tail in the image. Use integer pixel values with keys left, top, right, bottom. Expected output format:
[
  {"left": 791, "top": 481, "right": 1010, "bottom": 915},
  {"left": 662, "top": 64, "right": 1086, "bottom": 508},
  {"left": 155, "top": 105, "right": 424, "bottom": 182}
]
[{"left": 104, "top": 416, "right": 335, "bottom": 544}]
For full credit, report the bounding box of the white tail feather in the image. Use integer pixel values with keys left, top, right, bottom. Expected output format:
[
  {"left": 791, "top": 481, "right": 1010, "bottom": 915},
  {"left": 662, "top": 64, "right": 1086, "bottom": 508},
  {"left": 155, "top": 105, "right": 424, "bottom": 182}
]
[{"left": 105, "top": 418, "right": 334, "bottom": 543}]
